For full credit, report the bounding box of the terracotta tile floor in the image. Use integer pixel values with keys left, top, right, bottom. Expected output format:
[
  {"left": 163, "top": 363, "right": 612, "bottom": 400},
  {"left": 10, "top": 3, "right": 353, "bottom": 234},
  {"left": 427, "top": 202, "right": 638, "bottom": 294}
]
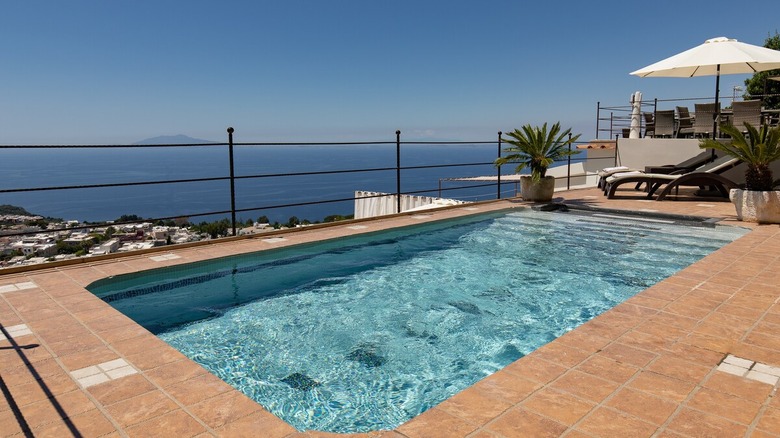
[{"left": 1, "top": 188, "right": 779, "bottom": 437}]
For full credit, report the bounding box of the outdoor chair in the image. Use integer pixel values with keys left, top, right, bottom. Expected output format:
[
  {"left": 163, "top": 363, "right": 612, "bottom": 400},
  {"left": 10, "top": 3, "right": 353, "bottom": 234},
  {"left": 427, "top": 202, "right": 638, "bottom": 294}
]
[
  {"left": 643, "top": 112, "right": 654, "bottom": 138},
  {"left": 653, "top": 110, "right": 676, "bottom": 138},
  {"left": 730, "top": 100, "right": 762, "bottom": 130},
  {"left": 693, "top": 102, "right": 720, "bottom": 138},
  {"left": 603, "top": 155, "right": 740, "bottom": 200},
  {"left": 596, "top": 150, "right": 714, "bottom": 189},
  {"left": 676, "top": 106, "right": 694, "bottom": 137}
]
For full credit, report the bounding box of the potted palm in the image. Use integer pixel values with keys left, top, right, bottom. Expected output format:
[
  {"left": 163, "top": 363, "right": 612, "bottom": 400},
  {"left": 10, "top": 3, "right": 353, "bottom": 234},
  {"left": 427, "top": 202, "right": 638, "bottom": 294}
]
[
  {"left": 495, "top": 122, "right": 580, "bottom": 202},
  {"left": 700, "top": 122, "right": 780, "bottom": 223}
]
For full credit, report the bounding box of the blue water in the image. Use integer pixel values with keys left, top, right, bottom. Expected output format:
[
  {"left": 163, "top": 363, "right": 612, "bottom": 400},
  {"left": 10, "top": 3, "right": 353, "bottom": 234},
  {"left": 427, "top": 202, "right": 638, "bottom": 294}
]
[
  {"left": 2, "top": 144, "right": 513, "bottom": 223},
  {"left": 87, "top": 209, "right": 747, "bottom": 433}
]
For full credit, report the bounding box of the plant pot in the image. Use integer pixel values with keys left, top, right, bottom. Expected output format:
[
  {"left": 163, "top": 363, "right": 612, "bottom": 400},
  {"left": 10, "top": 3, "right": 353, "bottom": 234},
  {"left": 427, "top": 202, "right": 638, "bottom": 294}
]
[
  {"left": 729, "top": 189, "right": 780, "bottom": 224},
  {"left": 520, "top": 175, "right": 556, "bottom": 202}
]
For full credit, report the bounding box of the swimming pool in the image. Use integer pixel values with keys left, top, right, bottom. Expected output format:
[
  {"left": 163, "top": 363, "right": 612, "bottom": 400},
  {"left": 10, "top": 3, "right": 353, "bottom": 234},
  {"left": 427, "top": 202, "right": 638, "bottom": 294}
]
[{"left": 88, "top": 208, "right": 747, "bottom": 432}]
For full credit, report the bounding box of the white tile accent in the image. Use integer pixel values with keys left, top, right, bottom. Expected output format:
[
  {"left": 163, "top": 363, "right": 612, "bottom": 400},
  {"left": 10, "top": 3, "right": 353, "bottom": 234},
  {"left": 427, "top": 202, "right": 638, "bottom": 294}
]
[
  {"left": 718, "top": 355, "right": 780, "bottom": 386},
  {"left": 696, "top": 204, "right": 715, "bottom": 208},
  {"left": 723, "top": 355, "right": 754, "bottom": 369},
  {"left": 0, "top": 281, "right": 38, "bottom": 294},
  {"left": 98, "top": 358, "right": 129, "bottom": 372},
  {"left": 752, "top": 363, "right": 780, "bottom": 377},
  {"left": 1, "top": 324, "right": 34, "bottom": 340},
  {"left": 717, "top": 362, "right": 748, "bottom": 377},
  {"left": 411, "top": 215, "right": 432, "bottom": 220},
  {"left": 149, "top": 254, "right": 181, "bottom": 262},
  {"left": 106, "top": 365, "right": 137, "bottom": 380},
  {"left": 71, "top": 359, "right": 138, "bottom": 388},
  {"left": 347, "top": 225, "right": 368, "bottom": 230},
  {"left": 746, "top": 370, "right": 780, "bottom": 386},
  {"left": 71, "top": 366, "right": 102, "bottom": 380},
  {"left": 463, "top": 207, "right": 480, "bottom": 210},
  {"left": 263, "top": 237, "right": 287, "bottom": 243},
  {"left": 15, "top": 282, "right": 37, "bottom": 290},
  {"left": 78, "top": 373, "right": 111, "bottom": 388}
]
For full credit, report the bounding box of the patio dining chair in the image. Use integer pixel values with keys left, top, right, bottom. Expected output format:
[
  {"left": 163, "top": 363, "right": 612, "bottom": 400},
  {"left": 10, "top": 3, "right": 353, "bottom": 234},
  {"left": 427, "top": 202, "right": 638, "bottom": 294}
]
[
  {"left": 676, "top": 106, "right": 694, "bottom": 137},
  {"left": 653, "top": 110, "right": 676, "bottom": 138},
  {"left": 731, "top": 100, "right": 762, "bottom": 130},
  {"left": 693, "top": 102, "right": 720, "bottom": 138},
  {"left": 643, "top": 112, "right": 654, "bottom": 137}
]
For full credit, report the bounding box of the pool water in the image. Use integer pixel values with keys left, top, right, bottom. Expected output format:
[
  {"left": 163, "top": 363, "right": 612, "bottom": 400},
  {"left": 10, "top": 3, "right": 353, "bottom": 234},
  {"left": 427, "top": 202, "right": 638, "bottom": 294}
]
[{"left": 88, "top": 209, "right": 747, "bottom": 433}]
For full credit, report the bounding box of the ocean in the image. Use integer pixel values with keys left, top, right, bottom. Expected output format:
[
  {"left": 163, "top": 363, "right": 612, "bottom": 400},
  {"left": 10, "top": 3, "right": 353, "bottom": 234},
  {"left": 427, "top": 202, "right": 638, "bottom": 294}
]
[{"left": 2, "top": 143, "right": 515, "bottom": 224}]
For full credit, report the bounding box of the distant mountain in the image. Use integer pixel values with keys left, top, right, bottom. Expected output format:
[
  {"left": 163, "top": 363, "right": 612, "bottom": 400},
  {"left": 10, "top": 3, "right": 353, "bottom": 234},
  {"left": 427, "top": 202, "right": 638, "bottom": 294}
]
[{"left": 133, "top": 134, "right": 218, "bottom": 145}]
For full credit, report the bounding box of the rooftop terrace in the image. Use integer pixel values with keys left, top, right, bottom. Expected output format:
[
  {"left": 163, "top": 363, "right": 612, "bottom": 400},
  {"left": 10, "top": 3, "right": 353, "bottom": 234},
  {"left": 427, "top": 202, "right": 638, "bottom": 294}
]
[{"left": 2, "top": 188, "right": 779, "bottom": 437}]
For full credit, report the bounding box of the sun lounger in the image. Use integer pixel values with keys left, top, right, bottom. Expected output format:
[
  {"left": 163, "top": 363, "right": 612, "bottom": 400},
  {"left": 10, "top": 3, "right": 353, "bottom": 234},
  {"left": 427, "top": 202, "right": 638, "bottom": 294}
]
[
  {"left": 604, "top": 156, "right": 740, "bottom": 200},
  {"left": 596, "top": 150, "right": 714, "bottom": 189}
]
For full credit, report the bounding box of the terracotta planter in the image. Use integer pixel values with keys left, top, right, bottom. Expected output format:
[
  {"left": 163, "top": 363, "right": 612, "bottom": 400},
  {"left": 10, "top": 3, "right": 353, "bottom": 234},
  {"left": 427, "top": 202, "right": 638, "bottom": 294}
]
[
  {"left": 520, "top": 175, "right": 556, "bottom": 202},
  {"left": 729, "top": 189, "right": 780, "bottom": 224}
]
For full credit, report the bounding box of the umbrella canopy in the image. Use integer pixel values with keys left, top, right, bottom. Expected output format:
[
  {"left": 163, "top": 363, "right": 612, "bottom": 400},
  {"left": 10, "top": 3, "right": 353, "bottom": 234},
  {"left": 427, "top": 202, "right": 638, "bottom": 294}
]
[
  {"left": 630, "top": 37, "right": 780, "bottom": 137},
  {"left": 630, "top": 37, "right": 780, "bottom": 78}
]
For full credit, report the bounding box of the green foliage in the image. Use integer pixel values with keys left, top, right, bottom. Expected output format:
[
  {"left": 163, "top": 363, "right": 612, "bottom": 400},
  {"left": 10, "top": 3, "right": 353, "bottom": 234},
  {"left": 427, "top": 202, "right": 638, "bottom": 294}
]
[
  {"left": 191, "top": 219, "right": 231, "bottom": 238},
  {"left": 700, "top": 123, "right": 780, "bottom": 190},
  {"left": 0, "top": 205, "right": 34, "bottom": 216},
  {"left": 257, "top": 215, "right": 270, "bottom": 224},
  {"left": 744, "top": 32, "right": 780, "bottom": 109},
  {"left": 494, "top": 122, "right": 581, "bottom": 181},
  {"left": 323, "top": 214, "right": 353, "bottom": 223}
]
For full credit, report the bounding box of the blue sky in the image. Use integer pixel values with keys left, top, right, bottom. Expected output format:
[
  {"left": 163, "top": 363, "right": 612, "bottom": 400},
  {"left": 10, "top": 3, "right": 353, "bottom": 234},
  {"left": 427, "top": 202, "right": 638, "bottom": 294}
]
[{"left": 1, "top": 1, "right": 778, "bottom": 144}]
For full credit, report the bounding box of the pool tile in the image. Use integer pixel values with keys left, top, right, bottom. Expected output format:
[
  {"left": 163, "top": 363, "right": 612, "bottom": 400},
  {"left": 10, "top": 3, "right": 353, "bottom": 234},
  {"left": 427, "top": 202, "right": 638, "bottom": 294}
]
[
  {"left": 575, "top": 407, "right": 658, "bottom": 437},
  {"left": 88, "top": 373, "right": 157, "bottom": 406},
  {"left": 164, "top": 372, "right": 235, "bottom": 406},
  {"left": 627, "top": 371, "right": 697, "bottom": 403},
  {"left": 30, "top": 408, "right": 117, "bottom": 438},
  {"left": 19, "top": 389, "right": 97, "bottom": 430},
  {"left": 502, "top": 355, "right": 567, "bottom": 384},
  {"left": 549, "top": 370, "right": 620, "bottom": 403},
  {"left": 436, "top": 385, "right": 513, "bottom": 426},
  {"left": 485, "top": 406, "right": 567, "bottom": 438},
  {"left": 646, "top": 355, "right": 713, "bottom": 383},
  {"left": 666, "top": 408, "right": 747, "bottom": 438},
  {"left": 396, "top": 407, "right": 478, "bottom": 438},
  {"left": 144, "top": 359, "right": 208, "bottom": 388},
  {"left": 470, "top": 370, "right": 541, "bottom": 404},
  {"left": 756, "top": 407, "right": 780, "bottom": 435},
  {"left": 215, "top": 410, "right": 298, "bottom": 438},
  {"left": 605, "top": 388, "right": 678, "bottom": 425},
  {"left": 188, "top": 390, "right": 263, "bottom": 429},
  {"left": 575, "top": 354, "right": 640, "bottom": 383},
  {"left": 598, "top": 342, "right": 657, "bottom": 367},
  {"left": 521, "top": 387, "right": 596, "bottom": 426},
  {"left": 124, "top": 409, "right": 206, "bottom": 438},
  {"left": 703, "top": 371, "right": 775, "bottom": 402},
  {"left": 105, "top": 390, "right": 180, "bottom": 428},
  {"left": 695, "top": 386, "right": 764, "bottom": 425}
]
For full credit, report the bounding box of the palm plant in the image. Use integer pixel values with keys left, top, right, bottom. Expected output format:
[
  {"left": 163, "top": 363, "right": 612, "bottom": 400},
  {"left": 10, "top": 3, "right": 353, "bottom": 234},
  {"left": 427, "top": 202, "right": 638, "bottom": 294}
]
[
  {"left": 495, "top": 122, "right": 581, "bottom": 181},
  {"left": 700, "top": 122, "right": 780, "bottom": 191}
]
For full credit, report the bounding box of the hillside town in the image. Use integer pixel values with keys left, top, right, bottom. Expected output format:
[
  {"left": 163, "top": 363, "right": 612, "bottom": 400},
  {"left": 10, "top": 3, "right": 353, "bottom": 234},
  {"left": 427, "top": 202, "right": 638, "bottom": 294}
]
[{"left": 0, "top": 211, "right": 281, "bottom": 269}]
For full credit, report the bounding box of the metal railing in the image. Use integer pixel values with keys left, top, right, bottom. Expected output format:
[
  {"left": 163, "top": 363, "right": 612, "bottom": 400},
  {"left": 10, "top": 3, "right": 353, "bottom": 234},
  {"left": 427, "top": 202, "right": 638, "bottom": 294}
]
[
  {"left": 1, "top": 129, "right": 592, "bottom": 241},
  {"left": 596, "top": 93, "right": 780, "bottom": 140}
]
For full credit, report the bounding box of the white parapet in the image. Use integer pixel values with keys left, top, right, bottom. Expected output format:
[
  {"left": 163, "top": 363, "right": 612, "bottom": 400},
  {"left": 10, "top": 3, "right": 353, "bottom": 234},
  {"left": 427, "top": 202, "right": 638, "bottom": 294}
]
[{"left": 354, "top": 191, "right": 469, "bottom": 219}]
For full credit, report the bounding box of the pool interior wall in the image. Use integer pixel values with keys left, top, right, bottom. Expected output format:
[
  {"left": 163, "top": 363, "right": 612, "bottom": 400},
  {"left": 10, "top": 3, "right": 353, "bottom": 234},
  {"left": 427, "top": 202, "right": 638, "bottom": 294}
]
[{"left": 86, "top": 208, "right": 748, "bottom": 433}]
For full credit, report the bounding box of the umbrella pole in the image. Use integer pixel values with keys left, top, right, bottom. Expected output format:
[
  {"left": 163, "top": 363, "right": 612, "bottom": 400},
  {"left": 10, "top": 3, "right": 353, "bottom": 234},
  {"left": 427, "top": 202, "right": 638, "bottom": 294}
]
[{"left": 712, "top": 64, "right": 721, "bottom": 140}]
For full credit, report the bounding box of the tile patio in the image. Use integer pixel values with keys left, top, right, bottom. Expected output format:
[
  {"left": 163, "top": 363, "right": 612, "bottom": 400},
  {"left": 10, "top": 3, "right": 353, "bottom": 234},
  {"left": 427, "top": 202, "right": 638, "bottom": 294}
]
[{"left": 1, "top": 188, "right": 779, "bottom": 437}]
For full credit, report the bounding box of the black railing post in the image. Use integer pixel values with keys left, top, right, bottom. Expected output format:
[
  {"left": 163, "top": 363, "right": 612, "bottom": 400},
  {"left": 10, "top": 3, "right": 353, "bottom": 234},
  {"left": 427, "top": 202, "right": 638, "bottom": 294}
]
[
  {"left": 497, "top": 131, "right": 502, "bottom": 199},
  {"left": 227, "top": 127, "right": 237, "bottom": 236},
  {"left": 396, "top": 130, "right": 401, "bottom": 214},
  {"left": 596, "top": 101, "right": 600, "bottom": 138},
  {"left": 566, "top": 133, "right": 572, "bottom": 191}
]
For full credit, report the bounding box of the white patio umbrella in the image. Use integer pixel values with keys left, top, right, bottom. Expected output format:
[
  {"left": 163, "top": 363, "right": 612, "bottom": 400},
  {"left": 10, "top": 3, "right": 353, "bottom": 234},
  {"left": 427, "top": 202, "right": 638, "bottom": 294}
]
[{"left": 630, "top": 36, "right": 780, "bottom": 137}]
